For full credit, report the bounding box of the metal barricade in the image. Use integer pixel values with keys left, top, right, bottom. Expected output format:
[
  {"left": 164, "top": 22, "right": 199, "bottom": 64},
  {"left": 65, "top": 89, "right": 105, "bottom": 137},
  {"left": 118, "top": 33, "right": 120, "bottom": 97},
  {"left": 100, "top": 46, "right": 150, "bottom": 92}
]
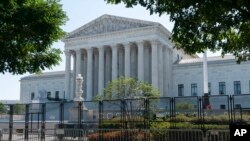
[
  {"left": 0, "top": 129, "right": 2, "bottom": 141},
  {"left": 167, "top": 129, "right": 203, "bottom": 141},
  {"left": 206, "top": 130, "right": 230, "bottom": 141}
]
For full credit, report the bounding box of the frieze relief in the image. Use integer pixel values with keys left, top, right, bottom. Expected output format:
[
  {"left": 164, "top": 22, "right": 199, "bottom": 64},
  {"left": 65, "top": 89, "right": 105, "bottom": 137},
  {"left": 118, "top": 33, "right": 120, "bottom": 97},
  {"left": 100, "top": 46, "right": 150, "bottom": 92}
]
[
  {"left": 65, "top": 27, "right": 157, "bottom": 47},
  {"left": 67, "top": 18, "right": 153, "bottom": 38}
]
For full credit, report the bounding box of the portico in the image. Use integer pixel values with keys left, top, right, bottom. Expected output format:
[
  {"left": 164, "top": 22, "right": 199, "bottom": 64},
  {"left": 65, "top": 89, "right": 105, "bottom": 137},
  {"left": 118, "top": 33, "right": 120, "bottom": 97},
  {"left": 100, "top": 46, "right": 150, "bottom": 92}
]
[{"left": 63, "top": 14, "right": 174, "bottom": 100}]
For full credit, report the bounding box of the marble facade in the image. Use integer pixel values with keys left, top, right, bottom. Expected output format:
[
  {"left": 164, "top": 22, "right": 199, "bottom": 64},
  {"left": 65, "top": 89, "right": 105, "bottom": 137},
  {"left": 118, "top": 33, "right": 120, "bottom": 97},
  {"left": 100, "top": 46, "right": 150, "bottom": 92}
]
[
  {"left": 62, "top": 14, "right": 193, "bottom": 101},
  {"left": 20, "top": 15, "right": 250, "bottom": 108}
]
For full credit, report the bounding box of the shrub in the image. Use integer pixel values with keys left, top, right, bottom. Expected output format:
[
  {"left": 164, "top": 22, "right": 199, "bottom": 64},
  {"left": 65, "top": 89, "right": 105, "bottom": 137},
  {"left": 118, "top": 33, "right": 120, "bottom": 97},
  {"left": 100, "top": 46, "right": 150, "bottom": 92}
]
[
  {"left": 87, "top": 130, "right": 146, "bottom": 141},
  {"left": 176, "top": 102, "right": 194, "bottom": 110}
]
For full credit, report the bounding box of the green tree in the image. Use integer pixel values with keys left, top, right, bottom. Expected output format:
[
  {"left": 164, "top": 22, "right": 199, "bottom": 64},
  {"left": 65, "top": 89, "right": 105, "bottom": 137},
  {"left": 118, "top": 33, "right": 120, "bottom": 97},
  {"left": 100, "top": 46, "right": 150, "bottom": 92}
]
[
  {"left": 95, "top": 76, "right": 160, "bottom": 100},
  {"left": 0, "top": 102, "right": 8, "bottom": 114},
  {"left": 13, "top": 104, "right": 25, "bottom": 114},
  {"left": 95, "top": 77, "right": 160, "bottom": 129},
  {"left": 105, "top": 0, "right": 250, "bottom": 63},
  {"left": 0, "top": 0, "right": 67, "bottom": 74}
]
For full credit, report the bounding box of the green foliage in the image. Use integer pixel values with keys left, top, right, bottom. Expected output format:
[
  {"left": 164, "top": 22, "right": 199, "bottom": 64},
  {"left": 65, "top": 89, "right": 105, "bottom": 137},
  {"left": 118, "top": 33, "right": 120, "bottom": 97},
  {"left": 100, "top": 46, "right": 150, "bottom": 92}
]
[
  {"left": 0, "top": 102, "right": 7, "bottom": 114},
  {"left": 96, "top": 76, "right": 160, "bottom": 100},
  {"left": 105, "top": 0, "right": 250, "bottom": 63},
  {"left": 150, "top": 122, "right": 170, "bottom": 129},
  {"left": 0, "top": 0, "right": 67, "bottom": 74},
  {"left": 176, "top": 102, "right": 194, "bottom": 110},
  {"left": 88, "top": 130, "right": 146, "bottom": 141},
  {"left": 95, "top": 77, "right": 160, "bottom": 129},
  {"left": 13, "top": 104, "right": 25, "bottom": 114}
]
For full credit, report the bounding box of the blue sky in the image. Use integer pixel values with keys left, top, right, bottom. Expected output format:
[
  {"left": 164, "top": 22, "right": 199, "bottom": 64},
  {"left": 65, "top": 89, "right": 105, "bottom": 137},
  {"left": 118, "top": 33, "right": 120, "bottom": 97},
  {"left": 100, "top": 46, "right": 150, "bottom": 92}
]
[{"left": 0, "top": 0, "right": 219, "bottom": 100}]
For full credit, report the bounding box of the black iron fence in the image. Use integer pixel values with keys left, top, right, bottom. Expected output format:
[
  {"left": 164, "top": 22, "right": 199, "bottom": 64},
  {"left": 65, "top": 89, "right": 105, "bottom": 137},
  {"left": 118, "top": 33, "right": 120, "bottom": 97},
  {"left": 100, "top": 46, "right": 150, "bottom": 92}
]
[{"left": 0, "top": 94, "right": 250, "bottom": 140}]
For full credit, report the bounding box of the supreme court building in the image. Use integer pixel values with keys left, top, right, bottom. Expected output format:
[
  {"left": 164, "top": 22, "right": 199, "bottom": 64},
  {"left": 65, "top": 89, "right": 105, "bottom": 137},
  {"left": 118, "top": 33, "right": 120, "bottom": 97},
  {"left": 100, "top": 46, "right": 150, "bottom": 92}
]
[{"left": 20, "top": 15, "right": 250, "bottom": 105}]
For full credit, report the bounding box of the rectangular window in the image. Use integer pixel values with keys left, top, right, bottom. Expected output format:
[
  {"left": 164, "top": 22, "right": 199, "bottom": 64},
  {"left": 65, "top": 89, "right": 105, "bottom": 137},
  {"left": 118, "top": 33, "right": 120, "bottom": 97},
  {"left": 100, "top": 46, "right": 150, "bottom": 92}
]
[
  {"left": 178, "top": 84, "right": 184, "bottom": 96},
  {"left": 31, "top": 92, "right": 35, "bottom": 100},
  {"left": 208, "top": 82, "right": 211, "bottom": 95},
  {"left": 47, "top": 92, "right": 51, "bottom": 98},
  {"left": 220, "top": 105, "right": 226, "bottom": 110},
  {"left": 235, "top": 104, "right": 241, "bottom": 109},
  {"left": 55, "top": 91, "right": 59, "bottom": 99},
  {"left": 234, "top": 81, "right": 241, "bottom": 94},
  {"left": 219, "top": 82, "right": 226, "bottom": 95},
  {"left": 191, "top": 83, "right": 197, "bottom": 96}
]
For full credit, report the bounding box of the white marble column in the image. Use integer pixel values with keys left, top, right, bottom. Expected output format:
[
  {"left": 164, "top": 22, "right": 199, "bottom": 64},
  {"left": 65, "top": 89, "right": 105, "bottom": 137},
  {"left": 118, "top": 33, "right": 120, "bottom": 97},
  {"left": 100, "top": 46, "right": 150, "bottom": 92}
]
[
  {"left": 124, "top": 43, "right": 131, "bottom": 77},
  {"left": 64, "top": 50, "right": 71, "bottom": 100},
  {"left": 98, "top": 47, "right": 105, "bottom": 95},
  {"left": 112, "top": 45, "right": 118, "bottom": 80},
  {"left": 158, "top": 45, "right": 164, "bottom": 95},
  {"left": 163, "top": 47, "right": 168, "bottom": 96},
  {"left": 104, "top": 48, "right": 112, "bottom": 86},
  {"left": 137, "top": 42, "right": 144, "bottom": 81},
  {"left": 82, "top": 51, "right": 87, "bottom": 98},
  {"left": 72, "top": 53, "right": 76, "bottom": 100},
  {"left": 151, "top": 41, "right": 159, "bottom": 89},
  {"left": 169, "top": 49, "right": 173, "bottom": 95},
  {"left": 86, "top": 48, "right": 93, "bottom": 100},
  {"left": 75, "top": 49, "right": 82, "bottom": 76}
]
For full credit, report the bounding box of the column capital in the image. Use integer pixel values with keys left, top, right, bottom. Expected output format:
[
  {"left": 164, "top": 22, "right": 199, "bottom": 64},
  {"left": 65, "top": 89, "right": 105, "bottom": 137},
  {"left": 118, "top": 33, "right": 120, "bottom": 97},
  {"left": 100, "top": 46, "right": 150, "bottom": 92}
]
[
  {"left": 158, "top": 44, "right": 164, "bottom": 49},
  {"left": 75, "top": 48, "right": 81, "bottom": 51},
  {"left": 124, "top": 43, "right": 131, "bottom": 52},
  {"left": 64, "top": 50, "right": 71, "bottom": 56},
  {"left": 109, "top": 43, "right": 117, "bottom": 46},
  {"left": 123, "top": 42, "right": 133, "bottom": 47},
  {"left": 87, "top": 47, "right": 93, "bottom": 51},
  {"left": 75, "top": 49, "right": 82, "bottom": 55},
  {"left": 110, "top": 44, "right": 118, "bottom": 50},
  {"left": 150, "top": 40, "right": 161, "bottom": 46},
  {"left": 136, "top": 41, "right": 144, "bottom": 46},
  {"left": 87, "top": 48, "right": 93, "bottom": 54},
  {"left": 98, "top": 46, "right": 105, "bottom": 52}
]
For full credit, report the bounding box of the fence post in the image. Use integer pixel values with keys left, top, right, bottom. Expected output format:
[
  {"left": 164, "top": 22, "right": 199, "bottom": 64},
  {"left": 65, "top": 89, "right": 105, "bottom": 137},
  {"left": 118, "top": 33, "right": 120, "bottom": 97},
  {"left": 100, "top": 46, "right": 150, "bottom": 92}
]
[
  {"left": 144, "top": 98, "right": 150, "bottom": 141},
  {"left": 170, "top": 98, "right": 176, "bottom": 128},
  {"left": 98, "top": 101, "right": 103, "bottom": 141},
  {"left": 98, "top": 101, "right": 103, "bottom": 129},
  {"left": 203, "top": 131, "right": 207, "bottom": 141},
  {"left": 78, "top": 102, "right": 82, "bottom": 128},
  {"left": 24, "top": 104, "right": 29, "bottom": 140},
  {"left": 198, "top": 97, "right": 204, "bottom": 129},
  {"left": 121, "top": 99, "right": 125, "bottom": 129},
  {"left": 8, "top": 105, "right": 13, "bottom": 141},
  {"left": 229, "top": 95, "right": 233, "bottom": 122},
  {"left": 59, "top": 102, "right": 64, "bottom": 128},
  {"left": 144, "top": 98, "right": 149, "bottom": 129},
  {"left": 57, "top": 102, "right": 64, "bottom": 141},
  {"left": 0, "top": 129, "right": 2, "bottom": 141},
  {"left": 201, "top": 96, "right": 206, "bottom": 130},
  {"left": 41, "top": 103, "right": 46, "bottom": 141}
]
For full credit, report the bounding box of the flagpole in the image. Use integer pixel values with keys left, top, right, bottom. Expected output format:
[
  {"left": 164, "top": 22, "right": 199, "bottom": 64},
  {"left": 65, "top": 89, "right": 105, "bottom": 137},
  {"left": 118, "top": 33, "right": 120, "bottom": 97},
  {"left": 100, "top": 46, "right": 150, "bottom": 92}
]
[{"left": 203, "top": 50, "right": 208, "bottom": 95}]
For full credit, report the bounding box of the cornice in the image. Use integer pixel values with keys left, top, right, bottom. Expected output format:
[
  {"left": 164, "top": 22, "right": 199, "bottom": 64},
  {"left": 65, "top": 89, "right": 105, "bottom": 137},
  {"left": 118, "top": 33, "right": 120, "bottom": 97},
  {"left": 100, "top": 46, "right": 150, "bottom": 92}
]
[
  {"left": 64, "top": 26, "right": 155, "bottom": 43},
  {"left": 64, "top": 27, "right": 173, "bottom": 51},
  {"left": 20, "top": 74, "right": 66, "bottom": 81},
  {"left": 173, "top": 59, "right": 250, "bottom": 69}
]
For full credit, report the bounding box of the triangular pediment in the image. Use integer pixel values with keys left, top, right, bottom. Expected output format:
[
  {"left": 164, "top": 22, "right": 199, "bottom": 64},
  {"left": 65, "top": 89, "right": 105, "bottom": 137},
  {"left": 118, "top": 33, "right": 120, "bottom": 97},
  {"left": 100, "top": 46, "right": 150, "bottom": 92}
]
[{"left": 64, "top": 14, "right": 158, "bottom": 39}]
